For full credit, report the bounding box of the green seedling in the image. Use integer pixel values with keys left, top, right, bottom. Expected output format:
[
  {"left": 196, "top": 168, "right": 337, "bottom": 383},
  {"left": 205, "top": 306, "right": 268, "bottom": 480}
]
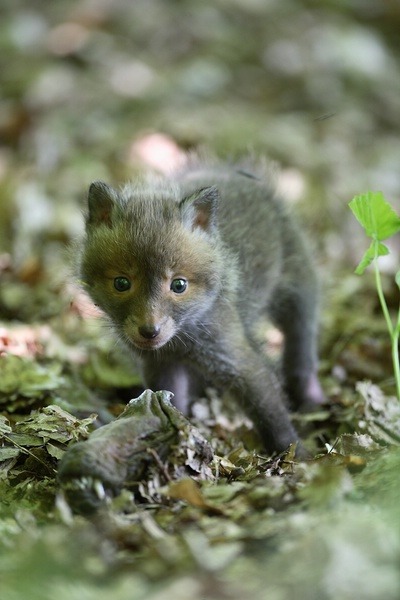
[{"left": 349, "top": 191, "right": 400, "bottom": 399}]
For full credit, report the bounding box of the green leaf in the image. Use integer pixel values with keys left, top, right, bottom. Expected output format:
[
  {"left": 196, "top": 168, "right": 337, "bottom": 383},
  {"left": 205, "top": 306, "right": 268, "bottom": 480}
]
[
  {"left": 349, "top": 191, "right": 400, "bottom": 241},
  {"left": 354, "top": 241, "right": 389, "bottom": 275},
  {"left": 0, "top": 354, "right": 64, "bottom": 399},
  {"left": 0, "top": 447, "right": 20, "bottom": 461},
  {"left": 395, "top": 271, "right": 400, "bottom": 290}
]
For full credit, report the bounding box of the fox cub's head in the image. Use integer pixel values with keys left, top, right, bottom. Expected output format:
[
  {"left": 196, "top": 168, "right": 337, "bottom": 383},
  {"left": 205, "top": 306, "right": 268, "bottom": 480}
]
[{"left": 79, "top": 180, "right": 224, "bottom": 351}]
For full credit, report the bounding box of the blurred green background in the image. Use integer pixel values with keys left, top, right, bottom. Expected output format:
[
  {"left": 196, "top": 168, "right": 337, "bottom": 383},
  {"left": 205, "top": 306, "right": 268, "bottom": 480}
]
[{"left": 1, "top": 0, "right": 400, "bottom": 275}]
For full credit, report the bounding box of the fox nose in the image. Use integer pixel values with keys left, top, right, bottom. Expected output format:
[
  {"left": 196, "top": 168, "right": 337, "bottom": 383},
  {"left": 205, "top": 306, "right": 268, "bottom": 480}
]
[{"left": 138, "top": 324, "right": 161, "bottom": 339}]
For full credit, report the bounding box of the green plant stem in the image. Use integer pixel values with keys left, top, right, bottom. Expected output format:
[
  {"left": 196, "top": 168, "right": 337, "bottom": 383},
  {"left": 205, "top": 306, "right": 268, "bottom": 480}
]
[
  {"left": 393, "top": 309, "right": 400, "bottom": 400},
  {"left": 374, "top": 258, "right": 394, "bottom": 336},
  {"left": 373, "top": 253, "right": 400, "bottom": 399}
]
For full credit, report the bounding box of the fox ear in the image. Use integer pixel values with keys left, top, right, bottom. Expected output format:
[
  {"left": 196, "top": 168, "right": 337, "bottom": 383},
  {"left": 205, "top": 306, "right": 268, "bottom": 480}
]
[
  {"left": 179, "top": 186, "right": 219, "bottom": 233},
  {"left": 87, "top": 181, "right": 118, "bottom": 227}
]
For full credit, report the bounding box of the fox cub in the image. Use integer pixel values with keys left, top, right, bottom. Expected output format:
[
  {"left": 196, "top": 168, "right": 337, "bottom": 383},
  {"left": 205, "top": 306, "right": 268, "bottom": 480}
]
[{"left": 78, "top": 159, "right": 324, "bottom": 454}]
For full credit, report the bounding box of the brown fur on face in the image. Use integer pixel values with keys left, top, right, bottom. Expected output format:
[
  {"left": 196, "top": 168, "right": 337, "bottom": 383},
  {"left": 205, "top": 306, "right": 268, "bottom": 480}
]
[{"left": 80, "top": 182, "right": 225, "bottom": 350}]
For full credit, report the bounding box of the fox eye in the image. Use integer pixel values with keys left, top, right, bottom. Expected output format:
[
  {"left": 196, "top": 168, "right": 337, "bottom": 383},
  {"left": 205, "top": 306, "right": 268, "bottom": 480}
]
[
  {"left": 170, "top": 278, "right": 188, "bottom": 294},
  {"left": 114, "top": 277, "right": 131, "bottom": 292}
]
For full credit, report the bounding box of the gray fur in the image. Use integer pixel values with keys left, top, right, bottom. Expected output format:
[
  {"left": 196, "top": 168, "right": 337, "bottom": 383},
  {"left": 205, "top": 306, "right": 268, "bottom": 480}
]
[{"left": 78, "top": 159, "right": 325, "bottom": 455}]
